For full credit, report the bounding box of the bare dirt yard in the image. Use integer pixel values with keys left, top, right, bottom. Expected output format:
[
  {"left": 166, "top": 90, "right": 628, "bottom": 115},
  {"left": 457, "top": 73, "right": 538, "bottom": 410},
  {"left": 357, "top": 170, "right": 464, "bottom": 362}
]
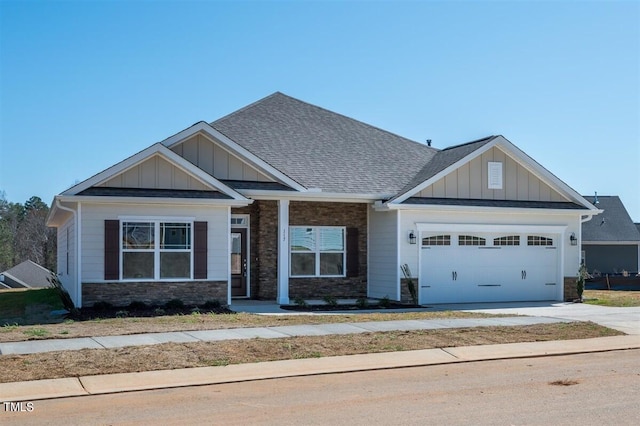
[
  {"left": 0, "top": 289, "right": 631, "bottom": 384},
  {"left": 0, "top": 320, "right": 621, "bottom": 383}
]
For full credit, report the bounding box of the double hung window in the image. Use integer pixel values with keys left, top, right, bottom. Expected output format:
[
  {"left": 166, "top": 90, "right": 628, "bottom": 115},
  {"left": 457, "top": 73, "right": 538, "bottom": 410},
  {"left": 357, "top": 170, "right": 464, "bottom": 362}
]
[
  {"left": 290, "top": 227, "right": 345, "bottom": 277},
  {"left": 122, "top": 221, "right": 192, "bottom": 280}
]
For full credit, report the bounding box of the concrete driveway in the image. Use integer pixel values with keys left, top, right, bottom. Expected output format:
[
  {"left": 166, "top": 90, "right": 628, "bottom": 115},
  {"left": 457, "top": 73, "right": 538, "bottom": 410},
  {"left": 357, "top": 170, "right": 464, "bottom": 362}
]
[{"left": 436, "top": 301, "right": 640, "bottom": 335}]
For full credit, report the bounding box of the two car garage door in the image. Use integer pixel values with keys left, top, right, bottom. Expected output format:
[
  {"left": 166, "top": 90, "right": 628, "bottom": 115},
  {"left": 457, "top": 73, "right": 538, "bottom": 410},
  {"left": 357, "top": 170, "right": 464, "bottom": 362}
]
[{"left": 419, "top": 231, "right": 560, "bottom": 304}]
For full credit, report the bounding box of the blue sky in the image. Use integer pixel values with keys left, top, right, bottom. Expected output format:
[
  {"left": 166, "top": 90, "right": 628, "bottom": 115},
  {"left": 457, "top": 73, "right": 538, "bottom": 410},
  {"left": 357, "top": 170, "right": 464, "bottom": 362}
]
[{"left": 1, "top": 1, "right": 638, "bottom": 220}]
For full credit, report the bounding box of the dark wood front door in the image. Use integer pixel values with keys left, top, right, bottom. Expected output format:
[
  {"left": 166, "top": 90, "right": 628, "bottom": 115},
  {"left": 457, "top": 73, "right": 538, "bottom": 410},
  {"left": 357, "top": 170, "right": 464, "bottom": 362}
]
[{"left": 231, "top": 228, "right": 248, "bottom": 297}]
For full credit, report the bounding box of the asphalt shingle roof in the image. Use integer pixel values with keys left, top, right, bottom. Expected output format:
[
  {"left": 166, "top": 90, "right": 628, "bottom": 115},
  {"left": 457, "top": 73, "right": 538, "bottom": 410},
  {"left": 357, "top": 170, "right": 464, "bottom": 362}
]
[
  {"left": 79, "top": 187, "right": 231, "bottom": 199},
  {"left": 581, "top": 195, "right": 640, "bottom": 242},
  {"left": 1, "top": 260, "right": 53, "bottom": 288},
  {"left": 211, "top": 92, "right": 438, "bottom": 195}
]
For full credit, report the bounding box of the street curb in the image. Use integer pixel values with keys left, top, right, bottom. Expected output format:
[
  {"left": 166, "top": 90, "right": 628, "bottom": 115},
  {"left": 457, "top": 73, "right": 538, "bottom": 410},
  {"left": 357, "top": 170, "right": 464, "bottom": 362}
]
[{"left": 1, "top": 335, "right": 638, "bottom": 402}]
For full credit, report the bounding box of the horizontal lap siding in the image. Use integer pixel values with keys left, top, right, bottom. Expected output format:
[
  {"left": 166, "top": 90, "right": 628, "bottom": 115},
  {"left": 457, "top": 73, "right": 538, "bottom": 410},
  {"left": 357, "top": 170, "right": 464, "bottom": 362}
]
[
  {"left": 80, "top": 203, "right": 229, "bottom": 281},
  {"left": 57, "top": 218, "right": 77, "bottom": 303},
  {"left": 368, "top": 209, "right": 399, "bottom": 299}
]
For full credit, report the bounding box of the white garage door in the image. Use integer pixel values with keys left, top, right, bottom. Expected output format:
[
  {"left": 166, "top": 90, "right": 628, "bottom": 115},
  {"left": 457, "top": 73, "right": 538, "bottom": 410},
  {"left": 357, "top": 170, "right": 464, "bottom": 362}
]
[{"left": 419, "top": 232, "right": 559, "bottom": 304}]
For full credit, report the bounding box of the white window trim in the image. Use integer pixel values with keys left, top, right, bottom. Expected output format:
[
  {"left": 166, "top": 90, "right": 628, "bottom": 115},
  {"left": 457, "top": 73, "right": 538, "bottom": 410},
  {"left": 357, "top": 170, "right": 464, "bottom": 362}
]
[
  {"left": 289, "top": 226, "right": 346, "bottom": 278},
  {"left": 120, "top": 218, "right": 194, "bottom": 281}
]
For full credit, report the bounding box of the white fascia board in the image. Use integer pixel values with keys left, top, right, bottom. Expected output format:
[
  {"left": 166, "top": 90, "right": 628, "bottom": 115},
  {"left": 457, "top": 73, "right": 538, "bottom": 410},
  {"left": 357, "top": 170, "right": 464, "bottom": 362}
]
[
  {"left": 55, "top": 195, "right": 252, "bottom": 208},
  {"left": 493, "top": 137, "right": 598, "bottom": 211},
  {"left": 61, "top": 143, "right": 249, "bottom": 202},
  {"left": 160, "top": 122, "right": 307, "bottom": 192},
  {"left": 387, "top": 135, "right": 599, "bottom": 213},
  {"left": 390, "top": 138, "right": 499, "bottom": 205},
  {"left": 380, "top": 202, "right": 591, "bottom": 216},
  {"left": 239, "top": 190, "right": 386, "bottom": 203},
  {"left": 582, "top": 241, "right": 640, "bottom": 245}
]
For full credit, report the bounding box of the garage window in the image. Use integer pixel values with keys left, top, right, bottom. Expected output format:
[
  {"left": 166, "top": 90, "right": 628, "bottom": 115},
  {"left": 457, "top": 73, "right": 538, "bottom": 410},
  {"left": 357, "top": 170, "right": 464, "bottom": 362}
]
[
  {"left": 494, "top": 235, "right": 520, "bottom": 246},
  {"left": 422, "top": 235, "right": 451, "bottom": 246},
  {"left": 528, "top": 236, "right": 553, "bottom": 246},
  {"left": 459, "top": 235, "right": 486, "bottom": 246}
]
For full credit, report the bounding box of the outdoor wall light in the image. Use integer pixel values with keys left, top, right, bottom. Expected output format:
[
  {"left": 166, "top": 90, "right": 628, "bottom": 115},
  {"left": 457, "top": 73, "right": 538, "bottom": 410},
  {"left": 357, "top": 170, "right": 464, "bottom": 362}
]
[
  {"left": 570, "top": 232, "right": 577, "bottom": 246},
  {"left": 408, "top": 230, "right": 417, "bottom": 245}
]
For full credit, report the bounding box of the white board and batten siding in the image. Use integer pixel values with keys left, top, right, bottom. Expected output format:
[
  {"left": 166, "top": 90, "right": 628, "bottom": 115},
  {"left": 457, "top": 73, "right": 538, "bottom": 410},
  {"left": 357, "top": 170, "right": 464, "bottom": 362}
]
[
  {"left": 417, "top": 147, "right": 567, "bottom": 202},
  {"left": 171, "top": 133, "right": 274, "bottom": 182},
  {"left": 80, "top": 203, "right": 229, "bottom": 282},
  {"left": 368, "top": 209, "right": 400, "bottom": 299},
  {"left": 98, "top": 155, "right": 211, "bottom": 191}
]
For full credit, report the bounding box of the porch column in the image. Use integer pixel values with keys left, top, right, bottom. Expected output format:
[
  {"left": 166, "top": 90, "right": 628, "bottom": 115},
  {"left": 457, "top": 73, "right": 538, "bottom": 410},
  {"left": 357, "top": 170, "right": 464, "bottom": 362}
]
[{"left": 277, "top": 199, "right": 290, "bottom": 304}]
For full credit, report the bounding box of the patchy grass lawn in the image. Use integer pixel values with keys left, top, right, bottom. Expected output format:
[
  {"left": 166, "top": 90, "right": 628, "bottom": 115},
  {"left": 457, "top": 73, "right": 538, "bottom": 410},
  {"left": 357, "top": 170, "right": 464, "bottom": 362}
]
[
  {"left": 0, "top": 310, "right": 505, "bottom": 343},
  {"left": 0, "top": 288, "right": 64, "bottom": 326},
  {"left": 0, "top": 321, "right": 621, "bottom": 383},
  {"left": 583, "top": 290, "right": 640, "bottom": 307}
]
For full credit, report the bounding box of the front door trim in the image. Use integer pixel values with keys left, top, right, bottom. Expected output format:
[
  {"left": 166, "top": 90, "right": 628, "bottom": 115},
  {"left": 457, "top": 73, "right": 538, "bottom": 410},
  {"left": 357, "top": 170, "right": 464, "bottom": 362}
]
[{"left": 231, "top": 214, "right": 250, "bottom": 298}]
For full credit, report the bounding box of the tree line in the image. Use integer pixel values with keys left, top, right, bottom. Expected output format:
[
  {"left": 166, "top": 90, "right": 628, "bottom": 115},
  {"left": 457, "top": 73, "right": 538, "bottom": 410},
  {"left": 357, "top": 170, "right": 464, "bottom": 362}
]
[{"left": 0, "top": 192, "right": 57, "bottom": 272}]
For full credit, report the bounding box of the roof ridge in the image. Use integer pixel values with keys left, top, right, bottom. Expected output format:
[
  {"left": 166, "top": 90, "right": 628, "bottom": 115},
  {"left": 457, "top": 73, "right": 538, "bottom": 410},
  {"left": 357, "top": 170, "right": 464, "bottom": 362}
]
[
  {"left": 213, "top": 92, "right": 437, "bottom": 154},
  {"left": 211, "top": 92, "right": 284, "bottom": 125}
]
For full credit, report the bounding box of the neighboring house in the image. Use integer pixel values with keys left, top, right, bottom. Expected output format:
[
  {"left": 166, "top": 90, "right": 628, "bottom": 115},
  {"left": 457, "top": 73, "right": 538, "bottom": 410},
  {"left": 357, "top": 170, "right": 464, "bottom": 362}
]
[
  {"left": 46, "top": 92, "right": 600, "bottom": 308},
  {"left": 581, "top": 195, "right": 640, "bottom": 275},
  {"left": 0, "top": 260, "right": 54, "bottom": 289}
]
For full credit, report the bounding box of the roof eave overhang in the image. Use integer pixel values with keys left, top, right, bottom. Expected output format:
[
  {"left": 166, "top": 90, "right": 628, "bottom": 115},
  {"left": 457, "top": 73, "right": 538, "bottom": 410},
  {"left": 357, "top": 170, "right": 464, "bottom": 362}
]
[
  {"left": 374, "top": 202, "right": 592, "bottom": 215},
  {"left": 582, "top": 240, "right": 640, "bottom": 245},
  {"left": 55, "top": 195, "right": 253, "bottom": 207},
  {"left": 389, "top": 135, "right": 600, "bottom": 213},
  {"left": 239, "top": 190, "right": 388, "bottom": 203}
]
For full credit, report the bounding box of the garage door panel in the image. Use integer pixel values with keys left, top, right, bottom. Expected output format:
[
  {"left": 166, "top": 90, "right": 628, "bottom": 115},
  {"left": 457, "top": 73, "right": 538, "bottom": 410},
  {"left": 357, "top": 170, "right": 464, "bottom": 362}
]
[{"left": 420, "top": 230, "right": 560, "bottom": 304}]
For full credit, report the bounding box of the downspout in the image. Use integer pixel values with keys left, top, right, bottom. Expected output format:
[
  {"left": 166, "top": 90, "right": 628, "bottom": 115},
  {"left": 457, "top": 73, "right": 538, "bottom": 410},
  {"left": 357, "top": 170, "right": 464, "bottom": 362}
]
[{"left": 55, "top": 199, "right": 82, "bottom": 308}]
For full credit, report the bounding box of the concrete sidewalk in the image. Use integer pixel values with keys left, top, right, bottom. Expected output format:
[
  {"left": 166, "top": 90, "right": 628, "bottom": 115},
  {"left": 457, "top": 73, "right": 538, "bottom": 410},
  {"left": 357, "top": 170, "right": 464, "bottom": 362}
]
[
  {"left": 1, "top": 335, "right": 638, "bottom": 402},
  {"left": 0, "top": 316, "right": 572, "bottom": 356}
]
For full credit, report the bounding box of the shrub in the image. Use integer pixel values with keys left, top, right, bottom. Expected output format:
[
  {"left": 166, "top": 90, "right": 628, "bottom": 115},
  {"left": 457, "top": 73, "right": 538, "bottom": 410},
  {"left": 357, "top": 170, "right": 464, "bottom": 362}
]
[
  {"left": 293, "top": 296, "right": 308, "bottom": 307},
  {"left": 322, "top": 295, "right": 338, "bottom": 307},
  {"left": 355, "top": 297, "right": 369, "bottom": 309},
  {"left": 378, "top": 296, "right": 391, "bottom": 308},
  {"left": 201, "top": 300, "right": 221, "bottom": 310},
  {"left": 164, "top": 299, "right": 185, "bottom": 310},
  {"left": 127, "top": 301, "right": 148, "bottom": 311},
  {"left": 154, "top": 307, "right": 166, "bottom": 316},
  {"left": 115, "top": 310, "right": 129, "bottom": 318}
]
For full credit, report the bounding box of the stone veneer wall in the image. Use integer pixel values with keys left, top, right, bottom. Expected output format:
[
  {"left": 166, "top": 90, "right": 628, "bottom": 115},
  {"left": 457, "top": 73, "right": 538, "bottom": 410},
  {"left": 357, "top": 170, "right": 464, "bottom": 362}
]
[
  {"left": 233, "top": 201, "right": 278, "bottom": 300},
  {"left": 288, "top": 201, "right": 368, "bottom": 299},
  {"left": 563, "top": 276, "right": 578, "bottom": 301},
  {"left": 400, "top": 278, "right": 419, "bottom": 303},
  {"left": 233, "top": 201, "right": 368, "bottom": 301},
  {"left": 82, "top": 281, "right": 227, "bottom": 307}
]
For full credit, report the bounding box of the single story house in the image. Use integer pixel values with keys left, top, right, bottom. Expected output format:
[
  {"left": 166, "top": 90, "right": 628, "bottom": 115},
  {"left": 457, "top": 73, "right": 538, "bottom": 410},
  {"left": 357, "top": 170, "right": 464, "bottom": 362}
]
[
  {"left": 581, "top": 195, "right": 640, "bottom": 275},
  {"left": 46, "top": 92, "right": 600, "bottom": 308},
  {"left": 0, "top": 260, "right": 54, "bottom": 289}
]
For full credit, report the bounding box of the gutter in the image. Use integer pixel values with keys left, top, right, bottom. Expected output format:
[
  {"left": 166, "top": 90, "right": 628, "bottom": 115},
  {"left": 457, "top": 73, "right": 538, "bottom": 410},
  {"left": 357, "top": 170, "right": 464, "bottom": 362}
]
[{"left": 54, "top": 199, "right": 82, "bottom": 308}]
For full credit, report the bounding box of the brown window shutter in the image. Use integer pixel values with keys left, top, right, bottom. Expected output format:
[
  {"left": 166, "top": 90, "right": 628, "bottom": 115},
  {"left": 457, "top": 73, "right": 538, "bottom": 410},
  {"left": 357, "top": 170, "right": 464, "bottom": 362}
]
[
  {"left": 194, "top": 221, "right": 208, "bottom": 279},
  {"left": 104, "top": 220, "right": 120, "bottom": 280},
  {"left": 346, "top": 227, "right": 359, "bottom": 277}
]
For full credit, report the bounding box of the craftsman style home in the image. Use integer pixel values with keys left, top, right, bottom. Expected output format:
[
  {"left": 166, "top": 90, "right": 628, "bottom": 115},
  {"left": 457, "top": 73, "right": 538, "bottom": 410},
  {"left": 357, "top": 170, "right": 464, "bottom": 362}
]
[{"left": 47, "top": 93, "right": 600, "bottom": 308}]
